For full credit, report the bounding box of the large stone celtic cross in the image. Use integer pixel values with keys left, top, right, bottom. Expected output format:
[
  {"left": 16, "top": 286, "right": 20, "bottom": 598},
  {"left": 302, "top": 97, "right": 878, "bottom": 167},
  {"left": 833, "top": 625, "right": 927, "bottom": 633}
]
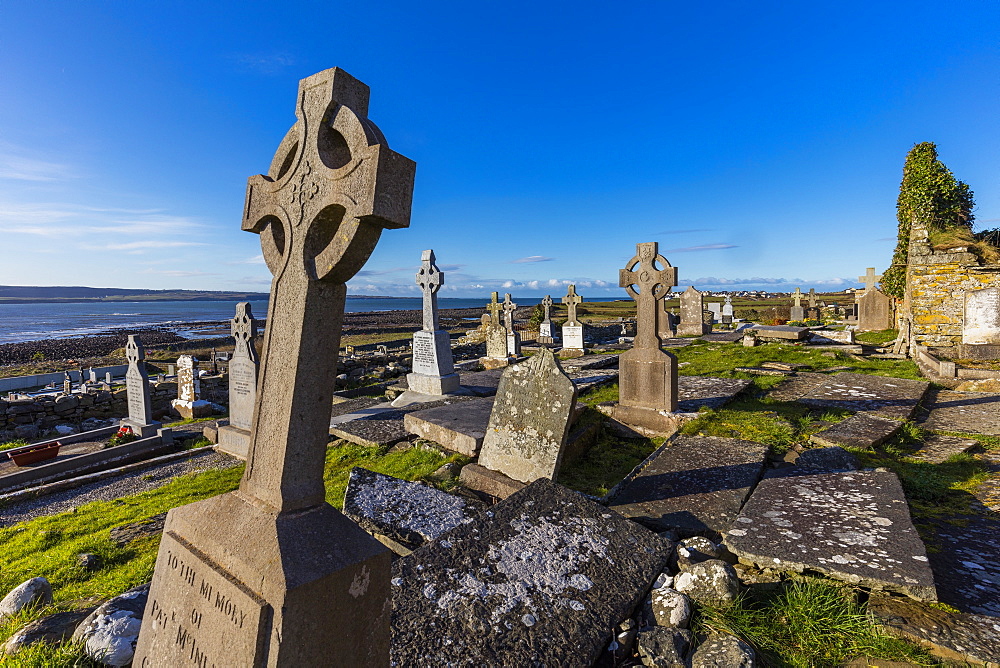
[
  {"left": 240, "top": 68, "right": 415, "bottom": 512},
  {"left": 620, "top": 242, "right": 678, "bottom": 349},
  {"left": 562, "top": 285, "right": 582, "bottom": 325},
  {"left": 541, "top": 294, "right": 553, "bottom": 322},
  {"left": 416, "top": 249, "right": 442, "bottom": 331},
  {"left": 487, "top": 291, "right": 504, "bottom": 327},
  {"left": 502, "top": 293, "right": 518, "bottom": 329},
  {"left": 792, "top": 287, "right": 803, "bottom": 307}
]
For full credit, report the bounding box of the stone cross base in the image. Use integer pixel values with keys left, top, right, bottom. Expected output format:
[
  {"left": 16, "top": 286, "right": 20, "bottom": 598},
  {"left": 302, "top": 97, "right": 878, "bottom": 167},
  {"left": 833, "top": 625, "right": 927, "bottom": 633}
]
[
  {"left": 170, "top": 399, "right": 213, "bottom": 420},
  {"left": 558, "top": 348, "right": 585, "bottom": 359},
  {"left": 133, "top": 492, "right": 391, "bottom": 666},
  {"left": 216, "top": 424, "right": 251, "bottom": 459},
  {"left": 406, "top": 371, "right": 460, "bottom": 396},
  {"left": 562, "top": 325, "right": 584, "bottom": 350},
  {"left": 411, "top": 330, "right": 455, "bottom": 377},
  {"left": 120, "top": 418, "right": 162, "bottom": 439},
  {"left": 676, "top": 323, "right": 709, "bottom": 337},
  {"left": 609, "top": 403, "right": 688, "bottom": 436},
  {"left": 538, "top": 323, "right": 553, "bottom": 339},
  {"left": 790, "top": 306, "right": 805, "bottom": 321}
]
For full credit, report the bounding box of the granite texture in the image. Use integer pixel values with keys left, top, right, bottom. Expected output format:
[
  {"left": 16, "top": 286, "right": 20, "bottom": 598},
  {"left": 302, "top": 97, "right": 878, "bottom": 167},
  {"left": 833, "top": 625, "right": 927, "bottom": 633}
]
[
  {"left": 677, "top": 376, "right": 752, "bottom": 412},
  {"left": 403, "top": 396, "right": 495, "bottom": 456},
  {"left": 797, "top": 372, "right": 930, "bottom": 420},
  {"left": 919, "top": 389, "right": 1000, "bottom": 435},
  {"left": 809, "top": 412, "right": 902, "bottom": 449}
]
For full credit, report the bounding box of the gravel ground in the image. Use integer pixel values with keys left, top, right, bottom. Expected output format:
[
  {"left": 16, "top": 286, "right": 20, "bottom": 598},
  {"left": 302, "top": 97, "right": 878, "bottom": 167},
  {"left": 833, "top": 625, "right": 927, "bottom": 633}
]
[{"left": 0, "top": 449, "right": 242, "bottom": 527}]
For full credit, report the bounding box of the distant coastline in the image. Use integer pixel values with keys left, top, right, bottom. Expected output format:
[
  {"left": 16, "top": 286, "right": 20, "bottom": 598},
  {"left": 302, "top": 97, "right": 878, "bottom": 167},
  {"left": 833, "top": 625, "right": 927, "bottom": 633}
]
[{"left": 0, "top": 285, "right": 401, "bottom": 304}]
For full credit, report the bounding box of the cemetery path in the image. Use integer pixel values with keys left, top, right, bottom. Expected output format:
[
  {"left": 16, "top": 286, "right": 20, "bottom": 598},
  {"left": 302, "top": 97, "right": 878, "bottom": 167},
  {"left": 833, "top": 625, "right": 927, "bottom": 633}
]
[{"left": 0, "top": 449, "right": 241, "bottom": 527}]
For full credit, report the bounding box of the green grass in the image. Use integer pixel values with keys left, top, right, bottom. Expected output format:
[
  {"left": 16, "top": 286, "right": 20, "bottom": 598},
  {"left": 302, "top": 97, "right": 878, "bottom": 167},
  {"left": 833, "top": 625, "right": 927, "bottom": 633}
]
[
  {"left": 694, "top": 578, "right": 933, "bottom": 667},
  {"left": 854, "top": 329, "right": 899, "bottom": 345},
  {"left": 0, "top": 438, "right": 30, "bottom": 453},
  {"left": 557, "top": 429, "right": 664, "bottom": 497}
]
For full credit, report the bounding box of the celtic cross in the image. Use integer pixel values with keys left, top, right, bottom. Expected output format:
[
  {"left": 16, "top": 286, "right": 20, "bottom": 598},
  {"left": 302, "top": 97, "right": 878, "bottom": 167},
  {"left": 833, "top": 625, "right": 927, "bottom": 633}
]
[
  {"left": 541, "top": 294, "right": 553, "bottom": 322},
  {"left": 502, "top": 293, "right": 518, "bottom": 330},
  {"left": 239, "top": 68, "right": 415, "bottom": 513},
  {"left": 858, "top": 267, "right": 882, "bottom": 293},
  {"left": 486, "top": 291, "right": 504, "bottom": 327},
  {"left": 562, "top": 285, "right": 582, "bottom": 325},
  {"left": 793, "top": 287, "right": 803, "bottom": 307},
  {"left": 416, "top": 249, "right": 443, "bottom": 331},
  {"left": 231, "top": 302, "right": 259, "bottom": 364},
  {"left": 620, "top": 242, "right": 678, "bottom": 349},
  {"left": 808, "top": 288, "right": 816, "bottom": 307}
]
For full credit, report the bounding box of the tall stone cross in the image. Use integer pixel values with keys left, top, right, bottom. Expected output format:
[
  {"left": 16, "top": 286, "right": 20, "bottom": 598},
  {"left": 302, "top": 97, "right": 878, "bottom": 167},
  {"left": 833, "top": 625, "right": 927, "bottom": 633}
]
[
  {"left": 502, "top": 293, "right": 518, "bottom": 329},
  {"left": 541, "top": 294, "right": 553, "bottom": 322},
  {"left": 416, "top": 249, "right": 443, "bottom": 331},
  {"left": 619, "top": 242, "right": 678, "bottom": 349},
  {"left": 486, "top": 291, "right": 504, "bottom": 327},
  {"left": 236, "top": 68, "right": 415, "bottom": 513},
  {"left": 809, "top": 288, "right": 816, "bottom": 307},
  {"left": 562, "top": 285, "right": 582, "bottom": 326},
  {"left": 792, "top": 287, "right": 803, "bottom": 307},
  {"left": 121, "top": 335, "right": 159, "bottom": 437},
  {"left": 859, "top": 267, "right": 882, "bottom": 293}
]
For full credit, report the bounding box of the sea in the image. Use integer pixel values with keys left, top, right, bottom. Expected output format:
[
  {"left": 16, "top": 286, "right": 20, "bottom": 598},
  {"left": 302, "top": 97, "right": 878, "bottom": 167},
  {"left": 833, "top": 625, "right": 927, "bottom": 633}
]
[{"left": 0, "top": 297, "right": 490, "bottom": 345}]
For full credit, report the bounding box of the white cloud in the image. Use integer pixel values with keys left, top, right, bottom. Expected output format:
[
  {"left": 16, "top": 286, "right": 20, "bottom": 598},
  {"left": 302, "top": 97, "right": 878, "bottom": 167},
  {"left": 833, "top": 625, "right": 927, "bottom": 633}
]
[
  {"left": 0, "top": 146, "right": 74, "bottom": 182},
  {"left": 663, "top": 243, "right": 738, "bottom": 253},
  {"left": 510, "top": 255, "right": 554, "bottom": 264}
]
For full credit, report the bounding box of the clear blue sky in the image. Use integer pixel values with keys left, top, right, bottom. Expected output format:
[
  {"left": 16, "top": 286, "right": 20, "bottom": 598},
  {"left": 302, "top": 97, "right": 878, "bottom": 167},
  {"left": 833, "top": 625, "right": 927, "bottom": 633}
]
[{"left": 1, "top": 1, "right": 997, "bottom": 298}]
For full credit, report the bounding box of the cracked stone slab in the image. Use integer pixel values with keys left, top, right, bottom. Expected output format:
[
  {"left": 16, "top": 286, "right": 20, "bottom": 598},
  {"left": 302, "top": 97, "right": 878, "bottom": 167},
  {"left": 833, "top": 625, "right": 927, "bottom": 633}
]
[
  {"left": 403, "top": 397, "right": 495, "bottom": 456},
  {"left": 869, "top": 594, "right": 1000, "bottom": 666},
  {"left": 677, "top": 376, "right": 752, "bottom": 412},
  {"left": 909, "top": 434, "right": 980, "bottom": 464},
  {"left": 725, "top": 470, "right": 936, "bottom": 601},
  {"left": 560, "top": 354, "right": 620, "bottom": 370},
  {"left": 919, "top": 390, "right": 1000, "bottom": 436},
  {"left": 767, "top": 372, "right": 828, "bottom": 402},
  {"left": 608, "top": 436, "right": 770, "bottom": 538},
  {"left": 390, "top": 478, "right": 668, "bottom": 667},
  {"left": 797, "top": 372, "right": 930, "bottom": 420},
  {"left": 342, "top": 467, "right": 480, "bottom": 549},
  {"left": 700, "top": 332, "right": 745, "bottom": 343},
  {"left": 330, "top": 397, "right": 475, "bottom": 447},
  {"left": 925, "top": 514, "right": 1000, "bottom": 616},
  {"left": 747, "top": 325, "right": 809, "bottom": 340},
  {"left": 809, "top": 413, "right": 902, "bottom": 449}
]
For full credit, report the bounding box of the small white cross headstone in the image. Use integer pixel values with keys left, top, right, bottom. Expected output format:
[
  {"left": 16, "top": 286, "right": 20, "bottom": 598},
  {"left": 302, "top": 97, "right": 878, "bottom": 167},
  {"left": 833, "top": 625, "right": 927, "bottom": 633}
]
[
  {"left": 561, "top": 285, "right": 585, "bottom": 352},
  {"left": 503, "top": 293, "right": 521, "bottom": 355},
  {"left": 538, "top": 295, "right": 554, "bottom": 344},
  {"left": 407, "top": 249, "right": 458, "bottom": 395}
]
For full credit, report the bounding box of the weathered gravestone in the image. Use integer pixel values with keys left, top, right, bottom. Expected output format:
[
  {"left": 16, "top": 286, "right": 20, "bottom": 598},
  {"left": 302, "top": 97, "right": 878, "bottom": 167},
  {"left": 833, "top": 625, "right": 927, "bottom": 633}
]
[
  {"left": 790, "top": 287, "right": 805, "bottom": 321},
  {"left": 62, "top": 372, "right": 71, "bottom": 395},
  {"left": 133, "top": 67, "right": 415, "bottom": 667},
  {"left": 561, "top": 284, "right": 585, "bottom": 354},
  {"left": 611, "top": 242, "right": 680, "bottom": 433},
  {"left": 216, "top": 303, "right": 260, "bottom": 458},
  {"left": 477, "top": 346, "right": 578, "bottom": 484},
  {"left": 120, "top": 335, "right": 161, "bottom": 438},
  {"left": 658, "top": 300, "right": 677, "bottom": 340},
  {"left": 391, "top": 478, "right": 669, "bottom": 667},
  {"left": 960, "top": 286, "right": 1000, "bottom": 359},
  {"left": 169, "top": 355, "right": 212, "bottom": 419},
  {"left": 407, "top": 250, "right": 459, "bottom": 395},
  {"left": 537, "top": 294, "right": 554, "bottom": 344},
  {"left": 721, "top": 294, "right": 733, "bottom": 323},
  {"left": 856, "top": 267, "right": 893, "bottom": 332},
  {"left": 677, "top": 286, "right": 708, "bottom": 336},
  {"left": 502, "top": 293, "right": 521, "bottom": 356},
  {"left": 707, "top": 302, "right": 721, "bottom": 323},
  {"left": 480, "top": 292, "right": 510, "bottom": 368}
]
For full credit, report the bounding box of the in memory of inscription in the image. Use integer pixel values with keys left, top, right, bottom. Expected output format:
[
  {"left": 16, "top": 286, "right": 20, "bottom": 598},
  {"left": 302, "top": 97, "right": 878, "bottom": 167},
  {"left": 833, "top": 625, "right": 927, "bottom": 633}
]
[
  {"left": 406, "top": 250, "right": 458, "bottom": 394},
  {"left": 121, "top": 335, "right": 160, "bottom": 438}
]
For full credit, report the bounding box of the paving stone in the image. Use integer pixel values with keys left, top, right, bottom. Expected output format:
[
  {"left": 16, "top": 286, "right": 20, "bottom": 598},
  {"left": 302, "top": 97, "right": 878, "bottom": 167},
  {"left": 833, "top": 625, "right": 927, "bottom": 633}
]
[
  {"left": 403, "top": 397, "right": 495, "bottom": 456},
  {"left": 766, "top": 372, "right": 828, "bottom": 402},
  {"left": 797, "top": 372, "right": 930, "bottom": 420},
  {"left": 700, "top": 332, "right": 744, "bottom": 343},
  {"left": 925, "top": 514, "right": 1000, "bottom": 616},
  {"left": 390, "top": 478, "right": 669, "bottom": 667},
  {"left": 909, "top": 434, "right": 980, "bottom": 463},
  {"left": 677, "top": 376, "right": 752, "bottom": 412},
  {"left": 330, "top": 397, "right": 474, "bottom": 447},
  {"left": 609, "top": 436, "right": 769, "bottom": 539},
  {"left": 809, "top": 413, "right": 902, "bottom": 449},
  {"left": 747, "top": 325, "right": 809, "bottom": 340},
  {"left": 560, "top": 354, "right": 620, "bottom": 370},
  {"left": 869, "top": 594, "right": 1000, "bottom": 666},
  {"left": 795, "top": 446, "right": 860, "bottom": 471},
  {"left": 458, "top": 368, "right": 505, "bottom": 396},
  {"left": 919, "top": 389, "right": 1000, "bottom": 436},
  {"left": 725, "top": 470, "right": 936, "bottom": 601},
  {"left": 734, "top": 366, "right": 792, "bottom": 376},
  {"left": 330, "top": 396, "right": 385, "bottom": 419},
  {"left": 342, "top": 468, "right": 480, "bottom": 549}
]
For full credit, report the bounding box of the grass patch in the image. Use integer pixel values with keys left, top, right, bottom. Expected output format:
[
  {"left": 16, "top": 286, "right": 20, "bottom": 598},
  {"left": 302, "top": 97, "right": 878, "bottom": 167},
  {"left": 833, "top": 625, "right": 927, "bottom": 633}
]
[
  {"left": 854, "top": 329, "right": 899, "bottom": 345},
  {"left": 694, "top": 578, "right": 933, "bottom": 667},
  {"left": 557, "top": 429, "right": 664, "bottom": 497}
]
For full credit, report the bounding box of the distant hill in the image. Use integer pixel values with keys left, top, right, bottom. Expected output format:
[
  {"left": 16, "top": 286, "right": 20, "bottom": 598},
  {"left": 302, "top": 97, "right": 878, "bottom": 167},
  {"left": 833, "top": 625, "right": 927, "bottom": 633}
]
[{"left": 0, "top": 286, "right": 270, "bottom": 303}]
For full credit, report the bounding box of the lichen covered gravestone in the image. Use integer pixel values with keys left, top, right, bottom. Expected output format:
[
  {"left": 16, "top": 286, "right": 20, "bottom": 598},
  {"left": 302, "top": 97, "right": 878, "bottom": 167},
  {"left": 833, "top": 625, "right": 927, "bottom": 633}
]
[
  {"left": 217, "top": 303, "right": 259, "bottom": 458},
  {"left": 120, "top": 335, "right": 161, "bottom": 438},
  {"left": 133, "top": 67, "right": 415, "bottom": 667},
  {"left": 856, "top": 267, "right": 893, "bottom": 332},
  {"left": 478, "top": 346, "right": 578, "bottom": 484},
  {"left": 502, "top": 292, "right": 522, "bottom": 356},
  {"left": 481, "top": 291, "right": 510, "bottom": 369},
  {"left": 790, "top": 287, "right": 805, "bottom": 321},
  {"left": 677, "top": 285, "right": 708, "bottom": 336},
  {"left": 406, "top": 249, "right": 459, "bottom": 395}
]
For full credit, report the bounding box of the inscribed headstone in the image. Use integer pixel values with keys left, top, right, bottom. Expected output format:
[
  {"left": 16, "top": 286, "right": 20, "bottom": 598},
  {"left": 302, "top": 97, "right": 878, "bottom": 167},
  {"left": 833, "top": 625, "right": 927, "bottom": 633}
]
[
  {"left": 217, "top": 303, "right": 260, "bottom": 458},
  {"left": 677, "top": 286, "right": 708, "bottom": 336},
  {"left": 478, "top": 347, "right": 577, "bottom": 483},
  {"left": 134, "top": 67, "right": 414, "bottom": 667},
  {"left": 790, "top": 288, "right": 805, "bottom": 321},
  {"left": 502, "top": 293, "right": 521, "bottom": 356},
  {"left": 963, "top": 287, "right": 1000, "bottom": 345},
  {"left": 561, "top": 284, "right": 585, "bottom": 351},
  {"left": 857, "top": 288, "right": 893, "bottom": 332},
  {"left": 481, "top": 292, "right": 509, "bottom": 367},
  {"left": 120, "top": 335, "right": 161, "bottom": 438},
  {"left": 407, "top": 250, "right": 459, "bottom": 395},
  {"left": 658, "top": 299, "right": 676, "bottom": 341},
  {"left": 537, "top": 295, "right": 554, "bottom": 344}
]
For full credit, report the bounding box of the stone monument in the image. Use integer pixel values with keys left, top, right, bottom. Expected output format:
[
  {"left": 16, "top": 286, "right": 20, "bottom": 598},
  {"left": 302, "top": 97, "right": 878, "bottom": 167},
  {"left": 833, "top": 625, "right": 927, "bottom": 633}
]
[
  {"left": 722, "top": 294, "right": 734, "bottom": 323},
  {"left": 480, "top": 292, "right": 510, "bottom": 369},
  {"left": 170, "top": 355, "right": 212, "bottom": 419},
  {"left": 537, "top": 294, "right": 554, "bottom": 344},
  {"left": 217, "top": 303, "right": 260, "bottom": 458},
  {"left": 406, "top": 250, "right": 459, "bottom": 395},
  {"left": 561, "top": 284, "right": 585, "bottom": 355},
  {"left": 120, "top": 335, "right": 161, "bottom": 438},
  {"left": 960, "top": 286, "right": 1000, "bottom": 359},
  {"left": 707, "top": 301, "right": 721, "bottom": 322},
  {"left": 62, "top": 372, "right": 71, "bottom": 395},
  {"left": 806, "top": 288, "right": 821, "bottom": 320},
  {"left": 790, "top": 287, "right": 805, "bottom": 321},
  {"left": 677, "top": 286, "right": 709, "bottom": 336},
  {"left": 477, "top": 347, "right": 578, "bottom": 484},
  {"left": 611, "top": 242, "right": 679, "bottom": 432},
  {"left": 502, "top": 293, "right": 521, "bottom": 356},
  {"left": 658, "top": 300, "right": 677, "bottom": 340},
  {"left": 134, "top": 67, "right": 415, "bottom": 666},
  {"left": 856, "top": 267, "right": 893, "bottom": 332}
]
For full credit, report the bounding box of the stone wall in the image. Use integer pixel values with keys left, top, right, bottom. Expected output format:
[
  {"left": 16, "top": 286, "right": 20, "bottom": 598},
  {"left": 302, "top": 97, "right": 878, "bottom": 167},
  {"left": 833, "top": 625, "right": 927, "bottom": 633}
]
[{"left": 904, "top": 221, "right": 1000, "bottom": 350}]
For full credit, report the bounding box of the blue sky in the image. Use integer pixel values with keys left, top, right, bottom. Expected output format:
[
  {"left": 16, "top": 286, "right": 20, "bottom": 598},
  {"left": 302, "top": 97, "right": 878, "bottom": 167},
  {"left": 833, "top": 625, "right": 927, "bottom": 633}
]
[{"left": 1, "top": 1, "right": 997, "bottom": 298}]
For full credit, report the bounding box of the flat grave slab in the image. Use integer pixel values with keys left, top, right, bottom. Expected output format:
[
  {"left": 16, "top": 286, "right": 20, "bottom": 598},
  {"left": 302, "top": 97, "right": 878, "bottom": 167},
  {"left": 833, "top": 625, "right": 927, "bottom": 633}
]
[
  {"left": 925, "top": 514, "right": 1000, "bottom": 616},
  {"left": 919, "top": 390, "right": 1000, "bottom": 436},
  {"left": 766, "top": 372, "right": 828, "bottom": 402},
  {"left": 677, "top": 376, "right": 752, "bottom": 412},
  {"left": 734, "top": 366, "right": 792, "bottom": 376},
  {"left": 809, "top": 412, "right": 902, "bottom": 449},
  {"left": 797, "top": 372, "right": 930, "bottom": 420},
  {"left": 330, "top": 396, "right": 388, "bottom": 423},
  {"left": 391, "top": 478, "right": 668, "bottom": 667},
  {"left": 909, "top": 434, "right": 980, "bottom": 463},
  {"left": 342, "top": 468, "right": 479, "bottom": 549},
  {"left": 660, "top": 338, "right": 692, "bottom": 348},
  {"left": 700, "top": 332, "right": 745, "bottom": 343},
  {"left": 330, "top": 397, "right": 475, "bottom": 447},
  {"left": 458, "top": 368, "right": 505, "bottom": 397},
  {"left": 403, "top": 397, "right": 495, "bottom": 456},
  {"left": 726, "top": 470, "right": 936, "bottom": 601},
  {"left": 747, "top": 325, "right": 809, "bottom": 340},
  {"left": 608, "top": 436, "right": 769, "bottom": 539},
  {"left": 560, "top": 354, "right": 620, "bottom": 370}
]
